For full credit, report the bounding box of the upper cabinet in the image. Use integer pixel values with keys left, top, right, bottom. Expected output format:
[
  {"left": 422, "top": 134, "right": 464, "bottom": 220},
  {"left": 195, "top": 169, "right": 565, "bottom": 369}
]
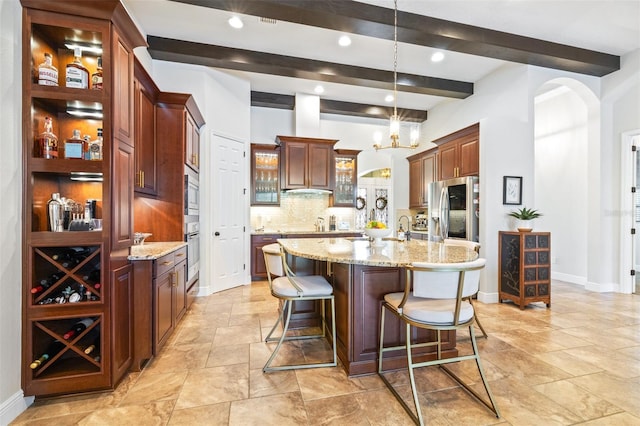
[
  {"left": 133, "top": 59, "right": 159, "bottom": 196},
  {"left": 331, "top": 150, "right": 359, "bottom": 207},
  {"left": 276, "top": 136, "right": 337, "bottom": 191},
  {"left": 408, "top": 148, "right": 437, "bottom": 208},
  {"left": 434, "top": 123, "right": 479, "bottom": 180},
  {"left": 251, "top": 144, "right": 280, "bottom": 206},
  {"left": 185, "top": 113, "right": 200, "bottom": 172}
]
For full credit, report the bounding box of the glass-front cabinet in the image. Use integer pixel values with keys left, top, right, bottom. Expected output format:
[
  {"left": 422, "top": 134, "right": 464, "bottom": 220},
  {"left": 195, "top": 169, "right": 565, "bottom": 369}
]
[
  {"left": 331, "top": 150, "right": 359, "bottom": 207},
  {"left": 251, "top": 144, "right": 280, "bottom": 205}
]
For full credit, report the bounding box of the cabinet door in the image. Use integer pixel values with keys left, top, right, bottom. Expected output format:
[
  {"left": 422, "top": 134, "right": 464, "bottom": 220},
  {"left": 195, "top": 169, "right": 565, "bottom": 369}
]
[
  {"left": 251, "top": 145, "right": 280, "bottom": 205},
  {"left": 111, "top": 263, "right": 133, "bottom": 382},
  {"left": 185, "top": 113, "right": 200, "bottom": 171},
  {"left": 134, "top": 79, "right": 157, "bottom": 195},
  {"left": 112, "top": 139, "right": 134, "bottom": 249},
  {"left": 112, "top": 30, "right": 133, "bottom": 146},
  {"left": 459, "top": 137, "right": 479, "bottom": 177},
  {"left": 251, "top": 235, "right": 280, "bottom": 280},
  {"left": 282, "top": 142, "right": 308, "bottom": 189},
  {"left": 408, "top": 158, "right": 423, "bottom": 208},
  {"left": 154, "top": 271, "right": 173, "bottom": 353},
  {"left": 308, "top": 143, "right": 332, "bottom": 189},
  {"left": 422, "top": 152, "right": 437, "bottom": 201},
  {"left": 174, "top": 260, "right": 187, "bottom": 323},
  {"left": 438, "top": 142, "right": 457, "bottom": 180}
]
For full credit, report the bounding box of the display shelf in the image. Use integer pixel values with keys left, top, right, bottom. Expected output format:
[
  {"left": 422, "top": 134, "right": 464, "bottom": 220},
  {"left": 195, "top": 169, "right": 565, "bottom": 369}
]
[
  {"left": 331, "top": 150, "right": 358, "bottom": 207},
  {"left": 250, "top": 144, "right": 280, "bottom": 205}
]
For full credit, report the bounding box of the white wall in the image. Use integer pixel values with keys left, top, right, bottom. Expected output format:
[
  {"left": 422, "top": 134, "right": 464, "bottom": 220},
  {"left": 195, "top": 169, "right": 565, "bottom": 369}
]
[
  {"left": 535, "top": 87, "right": 588, "bottom": 284},
  {"left": 0, "top": 1, "right": 34, "bottom": 423}
]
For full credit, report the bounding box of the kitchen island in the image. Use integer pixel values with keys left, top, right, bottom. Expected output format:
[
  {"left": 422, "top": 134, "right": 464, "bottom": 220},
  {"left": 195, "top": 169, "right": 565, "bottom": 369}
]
[{"left": 277, "top": 237, "right": 478, "bottom": 376}]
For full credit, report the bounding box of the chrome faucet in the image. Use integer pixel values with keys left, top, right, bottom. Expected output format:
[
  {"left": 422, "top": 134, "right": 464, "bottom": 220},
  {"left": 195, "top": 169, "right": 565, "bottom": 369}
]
[{"left": 398, "top": 215, "right": 411, "bottom": 241}]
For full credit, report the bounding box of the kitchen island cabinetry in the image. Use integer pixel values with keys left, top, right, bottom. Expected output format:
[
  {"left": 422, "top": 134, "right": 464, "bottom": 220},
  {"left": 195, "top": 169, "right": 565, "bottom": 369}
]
[
  {"left": 20, "top": 1, "right": 145, "bottom": 397},
  {"left": 408, "top": 148, "right": 437, "bottom": 208},
  {"left": 434, "top": 123, "right": 479, "bottom": 180},
  {"left": 499, "top": 231, "right": 551, "bottom": 309},
  {"left": 277, "top": 136, "right": 337, "bottom": 191},
  {"left": 129, "top": 243, "right": 187, "bottom": 370}
]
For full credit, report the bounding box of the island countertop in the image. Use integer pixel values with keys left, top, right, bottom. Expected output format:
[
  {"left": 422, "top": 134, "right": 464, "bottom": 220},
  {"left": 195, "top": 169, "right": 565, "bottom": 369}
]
[
  {"left": 128, "top": 241, "right": 187, "bottom": 260},
  {"left": 277, "top": 237, "right": 477, "bottom": 267}
]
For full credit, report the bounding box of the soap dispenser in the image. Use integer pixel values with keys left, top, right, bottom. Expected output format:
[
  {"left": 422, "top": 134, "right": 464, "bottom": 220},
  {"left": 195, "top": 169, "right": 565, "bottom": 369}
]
[{"left": 397, "top": 222, "right": 406, "bottom": 242}]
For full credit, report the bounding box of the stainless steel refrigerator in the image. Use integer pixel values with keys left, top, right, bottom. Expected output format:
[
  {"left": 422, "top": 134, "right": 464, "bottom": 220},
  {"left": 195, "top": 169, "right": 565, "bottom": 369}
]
[{"left": 428, "top": 176, "right": 479, "bottom": 242}]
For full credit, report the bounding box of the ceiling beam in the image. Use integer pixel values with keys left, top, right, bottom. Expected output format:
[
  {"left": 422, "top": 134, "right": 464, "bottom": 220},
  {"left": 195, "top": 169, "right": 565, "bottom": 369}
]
[
  {"left": 251, "top": 91, "right": 427, "bottom": 122},
  {"left": 171, "top": 0, "right": 620, "bottom": 77},
  {"left": 147, "top": 36, "right": 474, "bottom": 99}
]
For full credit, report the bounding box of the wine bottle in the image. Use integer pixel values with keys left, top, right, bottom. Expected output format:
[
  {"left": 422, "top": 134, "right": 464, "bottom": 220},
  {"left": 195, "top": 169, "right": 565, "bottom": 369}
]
[
  {"left": 91, "top": 56, "right": 103, "bottom": 90},
  {"left": 30, "top": 340, "right": 65, "bottom": 369},
  {"left": 83, "top": 328, "right": 100, "bottom": 355},
  {"left": 63, "top": 318, "right": 94, "bottom": 340},
  {"left": 31, "top": 272, "right": 63, "bottom": 295}
]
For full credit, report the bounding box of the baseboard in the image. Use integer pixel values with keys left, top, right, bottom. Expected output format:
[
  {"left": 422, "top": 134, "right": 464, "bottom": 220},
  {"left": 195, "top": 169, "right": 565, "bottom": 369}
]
[
  {"left": 551, "top": 272, "right": 587, "bottom": 286},
  {"left": 477, "top": 291, "right": 499, "bottom": 304},
  {"left": 585, "top": 280, "right": 619, "bottom": 293},
  {"left": 0, "top": 390, "right": 34, "bottom": 426}
]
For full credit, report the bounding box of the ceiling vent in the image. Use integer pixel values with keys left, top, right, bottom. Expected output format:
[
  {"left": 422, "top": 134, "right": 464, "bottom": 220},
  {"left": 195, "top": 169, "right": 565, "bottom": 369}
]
[{"left": 259, "top": 17, "right": 277, "bottom": 24}]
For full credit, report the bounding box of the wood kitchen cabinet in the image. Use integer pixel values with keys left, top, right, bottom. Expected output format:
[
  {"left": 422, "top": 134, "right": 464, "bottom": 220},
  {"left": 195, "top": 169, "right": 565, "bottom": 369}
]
[
  {"left": 185, "top": 113, "right": 200, "bottom": 172},
  {"left": 499, "top": 231, "right": 551, "bottom": 309},
  {"left": 20, "top": 0, "right": 145, "bottom": 397},
  {"left": 276, "top": 135, "right": 337, "bottom": 191},
  {"left": 133, "top": 59, "right": 159, "bottom": 196},
  {"left": 408, "top": 148, "right": 437, "bottom": 208},
  {"left": 251, "top": 234, "right": 281, "bottom": 280},
  {"left": 251, "top": 144, "right": 280, "bottom": 205},
  {"left": 153, "top": 246, "right": 187, "bottom": 352},
  {"left": 434, "top": 123, "right": 479, "bottom": 180}
]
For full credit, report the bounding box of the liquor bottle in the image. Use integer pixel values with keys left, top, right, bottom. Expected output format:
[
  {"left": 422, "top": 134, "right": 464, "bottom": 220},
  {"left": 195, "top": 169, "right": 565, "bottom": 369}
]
[
  {"left": 64, "top": 129, "right": 84, "bottom": 159},
  {"left": 30, "top": 340, "right": 66, "bottom": 369},
  {"left": 65, "top": 47, "right": 89, "bottom": 89},
  {"left": 83, "top": 135, "right": 92, "bottom": 160},
  {"left": 37, "top": 52, "right": 58, "bottom": 86},
  {"left": 88, "top": 128, "right": 103, "bottom": 160},
  {"left": 91, "top": 56, "right": 103, "bottom": 90},
  {"left": 35, "top": 116, "right": 58, "bottom": 159},
  {"left": 47, "top": 193, "right": 64, "bottom": 232},
  {"left": 63, "top": 318, "right": 94, "bottom": 340}
]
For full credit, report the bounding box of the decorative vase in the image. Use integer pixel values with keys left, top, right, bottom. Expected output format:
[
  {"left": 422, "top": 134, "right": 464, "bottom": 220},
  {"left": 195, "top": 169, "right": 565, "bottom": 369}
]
[{"left": 516, "top": 219, "right": 533, "bottom": 232}]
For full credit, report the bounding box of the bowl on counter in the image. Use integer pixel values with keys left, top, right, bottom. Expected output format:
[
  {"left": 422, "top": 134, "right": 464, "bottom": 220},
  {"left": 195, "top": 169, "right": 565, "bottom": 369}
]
[{"left": 364, "top": 228, "right": 391, "bottom": 247}]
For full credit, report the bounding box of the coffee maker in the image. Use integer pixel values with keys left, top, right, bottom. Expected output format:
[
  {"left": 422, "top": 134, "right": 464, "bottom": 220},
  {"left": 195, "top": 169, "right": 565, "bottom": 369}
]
[{"left": 413, "top": 213, "right": 429, "bottom": 230}]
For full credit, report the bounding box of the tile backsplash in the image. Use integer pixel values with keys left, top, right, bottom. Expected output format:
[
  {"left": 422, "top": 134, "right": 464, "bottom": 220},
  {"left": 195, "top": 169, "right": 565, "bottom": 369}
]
[{"left": 250, "top": 192, "right": 355, "bottom": 232}]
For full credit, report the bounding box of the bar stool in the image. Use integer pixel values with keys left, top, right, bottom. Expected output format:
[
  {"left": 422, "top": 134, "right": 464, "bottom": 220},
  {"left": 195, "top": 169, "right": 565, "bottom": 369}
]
[
  {"left": 261, "top": 243, "right": 337, "bottom": 372},
  {"left": 378, "top": 258, "right": 500, "bottom": 425},
  {"left": 443, "top": 239, "right": 488, "bottom": 338}
]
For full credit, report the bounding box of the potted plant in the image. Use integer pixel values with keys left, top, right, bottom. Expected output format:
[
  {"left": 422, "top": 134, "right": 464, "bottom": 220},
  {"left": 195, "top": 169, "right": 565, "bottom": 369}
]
[{"left": 508, "top": 207, "right": 542, "bottom": 232}]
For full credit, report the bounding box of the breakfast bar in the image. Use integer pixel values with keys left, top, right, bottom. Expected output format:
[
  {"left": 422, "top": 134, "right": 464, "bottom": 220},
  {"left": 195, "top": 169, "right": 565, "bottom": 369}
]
[{"left": 277, "top": 237, "right": 478, "bottom": 376}]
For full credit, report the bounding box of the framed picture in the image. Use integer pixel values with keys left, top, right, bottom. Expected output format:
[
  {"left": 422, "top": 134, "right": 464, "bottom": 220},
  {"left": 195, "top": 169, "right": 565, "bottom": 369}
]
[{"left": 503, "top": 176, "right": 522, "bottom": 205}]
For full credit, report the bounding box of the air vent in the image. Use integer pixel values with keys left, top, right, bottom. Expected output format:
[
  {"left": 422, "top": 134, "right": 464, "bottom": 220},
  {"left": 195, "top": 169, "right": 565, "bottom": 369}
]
[{"left": 259, "top": 17, "right": 277, "bottom": 24}]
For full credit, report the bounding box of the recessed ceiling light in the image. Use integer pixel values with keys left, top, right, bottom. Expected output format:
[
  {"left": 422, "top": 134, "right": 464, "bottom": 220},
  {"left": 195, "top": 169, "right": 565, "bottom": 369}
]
[
  {"left": 385, "top": 94, "right": 394, "bottom": 103},
  {"left": 338, "top": 35, "right": 351, "bottom": 47},
  {"left": 228, "top": 16, "right": 243, "bottom": 29},
  {"left": 431, "top": 51, "right": 445, "bottom": 62},
  {"left": 314, "top": 85, "right": 325, "bottom": 94}
]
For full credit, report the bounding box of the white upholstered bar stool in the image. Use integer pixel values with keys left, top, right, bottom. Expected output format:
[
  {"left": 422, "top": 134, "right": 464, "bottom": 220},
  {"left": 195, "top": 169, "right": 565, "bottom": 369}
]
[
  {"left": 443, "top": 239, "right": 488, "bottom": 338},
  {"left": 261, "top": 243, "right": 337, "bottom": 372},
  {"left": 378, "top": 258, "right": 500, "bottom": 425}
]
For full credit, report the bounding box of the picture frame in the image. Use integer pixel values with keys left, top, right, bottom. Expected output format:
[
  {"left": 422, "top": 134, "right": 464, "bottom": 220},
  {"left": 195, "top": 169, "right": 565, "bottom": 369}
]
[{"left": 503, "top": 176, "right": 522, "bottom": 205}]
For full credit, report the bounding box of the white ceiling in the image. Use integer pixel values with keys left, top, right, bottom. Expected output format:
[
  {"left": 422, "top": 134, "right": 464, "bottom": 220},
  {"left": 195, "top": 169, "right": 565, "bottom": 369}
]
[{"left": 122, "top": 0, "right": 640, "bottom": 112}]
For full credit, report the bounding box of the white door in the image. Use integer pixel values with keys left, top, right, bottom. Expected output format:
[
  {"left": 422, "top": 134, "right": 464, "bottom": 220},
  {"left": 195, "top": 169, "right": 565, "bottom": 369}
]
[{"left": 212, "top": 134, "right": 246, "bottom": 292}]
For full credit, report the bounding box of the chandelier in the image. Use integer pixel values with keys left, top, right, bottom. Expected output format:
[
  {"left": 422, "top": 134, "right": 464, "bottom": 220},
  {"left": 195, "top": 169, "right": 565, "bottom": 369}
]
[{"left": 374, "top": 0, "right": 419, "bottom": 151}]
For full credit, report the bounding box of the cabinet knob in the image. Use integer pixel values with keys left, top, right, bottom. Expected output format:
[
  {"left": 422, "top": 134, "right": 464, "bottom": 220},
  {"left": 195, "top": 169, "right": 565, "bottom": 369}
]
[{"left": 214, "top": 232, "right": 220, "bottom": 236}]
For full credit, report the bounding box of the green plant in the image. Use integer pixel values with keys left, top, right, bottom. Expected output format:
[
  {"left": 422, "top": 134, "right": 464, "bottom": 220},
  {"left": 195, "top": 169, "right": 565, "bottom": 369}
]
[{"left": 508, "top": 207, "right": 542, "bottom": 220}]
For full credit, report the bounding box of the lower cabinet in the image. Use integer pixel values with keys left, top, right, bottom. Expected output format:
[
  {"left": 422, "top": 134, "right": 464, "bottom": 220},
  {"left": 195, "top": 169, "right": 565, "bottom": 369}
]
[
  {"left": 251, "top": 234, "right": 282, "bottom": 280},
  {"left": 131, "top": 245, "right": 187, "bottom": 370},
  {"left": 111, "top": 263, "right": 134, "bottom": 383}
]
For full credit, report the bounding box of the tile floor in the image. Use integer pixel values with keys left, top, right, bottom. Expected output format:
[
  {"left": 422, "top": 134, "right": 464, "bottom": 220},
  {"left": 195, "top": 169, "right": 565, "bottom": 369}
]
[{"left": 11, "top": 280, "right": 640, "bottom": 425}]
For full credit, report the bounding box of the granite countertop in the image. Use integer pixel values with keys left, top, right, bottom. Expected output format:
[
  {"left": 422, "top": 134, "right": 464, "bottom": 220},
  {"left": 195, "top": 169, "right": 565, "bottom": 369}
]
[
  {"left": 278, "top": 237, "right": 478, "bottom": 267},
  {"left": 252, "top": 229, "right": 363, "bottom": 236},
  {"left": 128, "top": 241, "right": 187, "bottom": 260}
]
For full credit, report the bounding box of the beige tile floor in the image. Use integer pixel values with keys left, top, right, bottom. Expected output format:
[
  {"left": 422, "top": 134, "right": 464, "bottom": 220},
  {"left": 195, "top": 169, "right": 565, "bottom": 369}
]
[{"left": 11, "top": 280, "right": 640, "bottom": 425}]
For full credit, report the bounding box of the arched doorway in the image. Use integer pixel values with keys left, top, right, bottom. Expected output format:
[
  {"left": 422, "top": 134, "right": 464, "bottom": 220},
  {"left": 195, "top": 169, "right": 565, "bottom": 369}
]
[{"left": 534, "top": 79, "right": 600, "bottom": 289}]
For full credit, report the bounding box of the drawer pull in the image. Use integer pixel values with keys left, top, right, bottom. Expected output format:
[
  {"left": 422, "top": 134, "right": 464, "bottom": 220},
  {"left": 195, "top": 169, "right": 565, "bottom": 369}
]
[
  {"left": 175, "top": 252, "right": 185, "bottom": 257},
  {"left": 161, "top": 260, "right": 174, "bottom": 266}
]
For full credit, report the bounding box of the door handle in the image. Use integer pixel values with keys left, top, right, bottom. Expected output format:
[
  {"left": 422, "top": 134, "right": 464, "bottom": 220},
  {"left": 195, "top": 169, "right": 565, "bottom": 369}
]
[{"left": 214, "top": 232, "right": 220, "bottom": 236}]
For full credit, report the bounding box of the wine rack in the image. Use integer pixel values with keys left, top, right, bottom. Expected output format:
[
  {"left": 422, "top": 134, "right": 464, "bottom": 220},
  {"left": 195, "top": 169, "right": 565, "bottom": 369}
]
[{"left": 21, "top": 1, "right": 145, "bottom": 397}]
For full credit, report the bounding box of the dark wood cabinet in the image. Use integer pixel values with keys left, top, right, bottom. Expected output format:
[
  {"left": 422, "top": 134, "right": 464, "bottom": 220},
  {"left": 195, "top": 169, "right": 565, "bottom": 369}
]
[
  {"left": 20, "top": 1, "right": 145, "bottom": 397},
  {"left": 185, "top": 113, "right": 200, "bottom": 172},
  {"left": 152, "top": 247, "right": 187, "bottom": 353},
  {"left": 331, "top": 150, "right": 359, "bottom": 207},
  {"left": 408, "top": 148, "right": 437, "bottom": 208},
  {"left": 277, "top": 136, "right": 337, "bottom": 191},
  {"left": 250, "top": 144, "right": 280, "bottom": 205},
  {"left": 499, "top": 231, "right": 551, "bottom": 309},
  {"left": 251, "top": 234, "right": 281, "bottom": 280},
  {"left": 434, "top": 123, "right": 479, "bottom": 180},
  {"left": 133, "top": 59, "right": 159, "bottom": 196}
]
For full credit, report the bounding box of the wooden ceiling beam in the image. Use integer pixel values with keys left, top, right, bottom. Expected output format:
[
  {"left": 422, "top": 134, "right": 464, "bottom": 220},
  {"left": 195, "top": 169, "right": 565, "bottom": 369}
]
[
  {"left": 147, "top": 36, "right": 474, "bottom": 99},
  {"left": 171, "top": 0, "right": 619, "bottom": 76}
]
